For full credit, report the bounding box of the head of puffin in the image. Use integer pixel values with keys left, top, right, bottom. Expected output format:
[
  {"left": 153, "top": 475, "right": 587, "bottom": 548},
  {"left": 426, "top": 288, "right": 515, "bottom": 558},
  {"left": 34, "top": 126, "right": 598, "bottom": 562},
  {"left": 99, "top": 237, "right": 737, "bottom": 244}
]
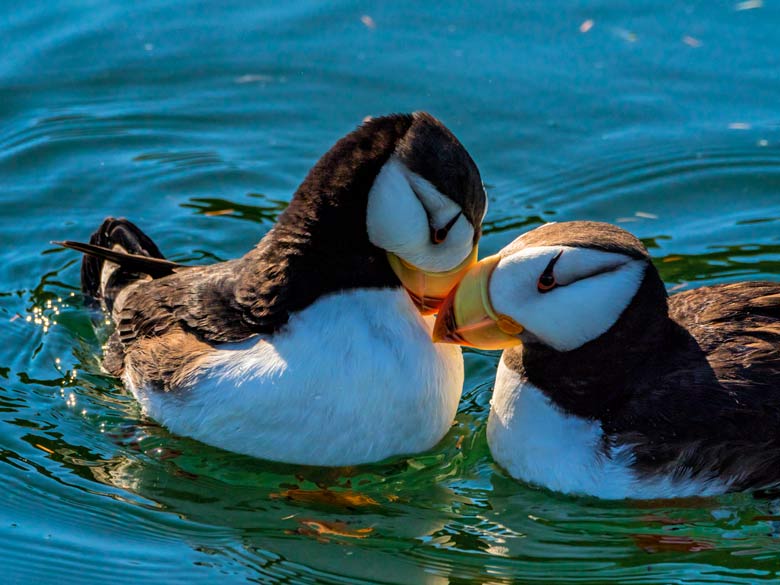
[
  {"left": 366, "top": 114, "right": 487, "bottom": 313},
  {"left": 273, "top": 112, "right": 487, "bottom": 316},
  {"left": 432, "top": 221, "right": 669, "bottom": 366}
]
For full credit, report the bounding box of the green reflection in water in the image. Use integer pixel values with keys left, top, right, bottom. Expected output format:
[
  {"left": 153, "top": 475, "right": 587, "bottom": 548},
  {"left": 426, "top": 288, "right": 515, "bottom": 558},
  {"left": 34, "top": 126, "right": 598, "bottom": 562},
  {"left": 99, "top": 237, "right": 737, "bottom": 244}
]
[{"left": 3, "top": 194, "right": 780, "bottom": 583}]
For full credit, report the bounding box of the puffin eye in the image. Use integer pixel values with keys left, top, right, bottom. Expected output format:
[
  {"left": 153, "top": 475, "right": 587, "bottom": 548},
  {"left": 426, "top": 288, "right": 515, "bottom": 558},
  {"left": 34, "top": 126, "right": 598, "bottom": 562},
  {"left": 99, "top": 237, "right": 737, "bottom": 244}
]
[
  {"left": 429, "top": 211, "right": 462, "bottom": 245},
  {"left": 537, "top": 273, "right": 556, "bottom": 292},
  {"left": 409, "top": 183, "right": 464, "bottom": 246},
  {"left": 537, "top": 250, "right": 563, "bottom": 294}
]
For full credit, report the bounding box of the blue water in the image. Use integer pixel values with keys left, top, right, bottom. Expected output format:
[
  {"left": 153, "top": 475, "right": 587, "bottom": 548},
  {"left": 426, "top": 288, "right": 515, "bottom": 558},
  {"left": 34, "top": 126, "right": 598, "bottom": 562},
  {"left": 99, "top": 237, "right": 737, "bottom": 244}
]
[{"left": 2, "top": 1, "right": 780, "bottom": 583}]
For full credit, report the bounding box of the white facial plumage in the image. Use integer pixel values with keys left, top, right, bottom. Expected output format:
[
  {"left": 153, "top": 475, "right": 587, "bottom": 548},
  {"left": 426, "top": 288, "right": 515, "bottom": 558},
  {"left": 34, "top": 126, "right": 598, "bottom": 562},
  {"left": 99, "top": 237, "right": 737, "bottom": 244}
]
[
  {"left": 366, "top": 155, "right": 475, "bottom": 272},
  {"left": 488, "top": 245, "right": 647, "bottom": 352}
]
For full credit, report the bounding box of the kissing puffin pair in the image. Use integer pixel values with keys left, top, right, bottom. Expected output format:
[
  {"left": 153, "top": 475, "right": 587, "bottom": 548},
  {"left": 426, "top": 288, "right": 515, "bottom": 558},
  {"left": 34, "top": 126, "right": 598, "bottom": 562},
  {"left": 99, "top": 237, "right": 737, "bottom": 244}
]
[
  {"left": 62, "top": 114, "right": 780, "bottom": 500},
  {"left": 434, "top": 221, "right": 780, "bottom": 499},
  {"left": 61, "top": 113, "right": 487, "bottom": 466}
]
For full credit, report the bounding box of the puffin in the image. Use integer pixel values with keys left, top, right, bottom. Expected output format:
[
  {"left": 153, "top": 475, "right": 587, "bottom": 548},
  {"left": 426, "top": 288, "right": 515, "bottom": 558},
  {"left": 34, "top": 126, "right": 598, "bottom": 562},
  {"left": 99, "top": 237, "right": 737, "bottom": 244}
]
[
  {"left": 59, "top": 112, "right": 487, "bottom": 466},
  {"left": 433, "top": 220, "right": 780, "bottom": 499}
]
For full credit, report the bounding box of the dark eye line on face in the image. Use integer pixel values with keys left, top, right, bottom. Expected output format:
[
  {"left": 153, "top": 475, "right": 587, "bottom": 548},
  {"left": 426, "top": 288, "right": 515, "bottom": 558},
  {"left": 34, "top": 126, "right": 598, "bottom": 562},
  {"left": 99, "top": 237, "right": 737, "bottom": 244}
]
[
  {"left": 578, "top": 259, "right": 634, "bottom": 282},
  {"left": 537, "top": 249, "right": 564, "bottom": 293},
  {"left": 431, "top": 211, "right": 462, "bottom": 244},
  {"left": 538, "top": 252, "right": 635, "bottom": 293},
  {"left": 411, "top": 185, "right": 463, "bottom": 245}
]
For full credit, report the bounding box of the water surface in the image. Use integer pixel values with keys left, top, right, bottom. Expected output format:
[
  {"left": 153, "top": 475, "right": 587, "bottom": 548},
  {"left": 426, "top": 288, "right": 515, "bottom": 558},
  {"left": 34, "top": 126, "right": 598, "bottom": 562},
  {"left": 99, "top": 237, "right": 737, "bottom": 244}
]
[{"left": 2, "top": 1, "right": 780, "bottom": 583}]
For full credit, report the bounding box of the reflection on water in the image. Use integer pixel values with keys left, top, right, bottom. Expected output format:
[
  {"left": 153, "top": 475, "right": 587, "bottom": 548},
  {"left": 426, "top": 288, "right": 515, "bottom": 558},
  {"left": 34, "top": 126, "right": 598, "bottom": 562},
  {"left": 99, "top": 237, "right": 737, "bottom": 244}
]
[
  {"left": 181, "top": 194, "right": 288, "bottom": 226},
  {"left": 3, "top": 0, "right": 780, "bottom": 582}
]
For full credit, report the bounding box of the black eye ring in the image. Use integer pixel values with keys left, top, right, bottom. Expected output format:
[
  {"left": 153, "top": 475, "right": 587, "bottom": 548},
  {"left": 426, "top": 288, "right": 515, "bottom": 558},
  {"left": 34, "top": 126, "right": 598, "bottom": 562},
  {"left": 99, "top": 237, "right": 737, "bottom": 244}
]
[
  {"left": 430, "top": 211, "right": 462, "bottom": 245},
  {"left": 537, "top": 250, "right": 563, "bottom": 293},
  {"left": 410, "top": 185, "right": 463, "bottom": 246}
]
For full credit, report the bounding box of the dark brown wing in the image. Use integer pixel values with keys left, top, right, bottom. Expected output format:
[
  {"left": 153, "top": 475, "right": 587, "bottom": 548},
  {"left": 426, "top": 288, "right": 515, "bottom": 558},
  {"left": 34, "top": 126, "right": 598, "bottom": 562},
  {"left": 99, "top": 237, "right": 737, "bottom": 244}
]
[
  {"left": 618, "top": 282, "right": 780, "bottom": 489},
  {"left": 104, "top": 244, "right": 296, "bottom": 383},
  {"left": 113, "top": 247, "right": 294, "bottom": 348},
  {"left": 100, "top": 114, "right": 418, "bottom": 379},
  {"left": 121, "top": 327, "right": 217, "bottom": 391},
  {"left": 670, "top": 281, "right": 780, "bottom": 387}
]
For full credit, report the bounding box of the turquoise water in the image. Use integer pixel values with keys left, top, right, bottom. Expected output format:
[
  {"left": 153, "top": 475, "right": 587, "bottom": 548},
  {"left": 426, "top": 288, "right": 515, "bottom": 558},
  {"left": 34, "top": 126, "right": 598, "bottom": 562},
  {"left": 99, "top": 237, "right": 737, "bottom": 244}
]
[{"left": 3, "top": 1, "right": 780, "bottom": 582}]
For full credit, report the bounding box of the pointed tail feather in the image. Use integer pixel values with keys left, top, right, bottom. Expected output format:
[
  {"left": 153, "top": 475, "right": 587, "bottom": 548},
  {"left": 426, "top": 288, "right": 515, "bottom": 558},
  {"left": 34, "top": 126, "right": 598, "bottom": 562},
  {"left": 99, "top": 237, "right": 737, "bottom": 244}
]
[
  {"left": 54, "top": 240, "right": 180, "bottom": 278},
  {"left": 59, "top": 217, "right": 177, "bottom": 310}
]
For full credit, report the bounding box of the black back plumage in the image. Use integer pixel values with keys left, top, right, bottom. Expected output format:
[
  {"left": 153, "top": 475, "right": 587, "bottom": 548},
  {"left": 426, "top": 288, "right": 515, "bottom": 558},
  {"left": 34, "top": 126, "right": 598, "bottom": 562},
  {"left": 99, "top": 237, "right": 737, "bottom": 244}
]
[
  {"left": 62, "top": 112, "right": 485, "bottom": 381},
  {"left": 115, "top": 114, "right": 415, "bottom": 347}
]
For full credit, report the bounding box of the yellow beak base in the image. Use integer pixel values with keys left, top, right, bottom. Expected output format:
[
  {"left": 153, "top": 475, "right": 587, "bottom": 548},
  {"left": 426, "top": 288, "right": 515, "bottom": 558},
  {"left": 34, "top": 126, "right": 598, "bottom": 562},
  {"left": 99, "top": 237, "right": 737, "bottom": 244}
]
[
  {"left": 432, "top": 255, "right": 523, "bottom": 350},
  {"left": 387, "top": 246, "right": 479, "bottom": 315}
]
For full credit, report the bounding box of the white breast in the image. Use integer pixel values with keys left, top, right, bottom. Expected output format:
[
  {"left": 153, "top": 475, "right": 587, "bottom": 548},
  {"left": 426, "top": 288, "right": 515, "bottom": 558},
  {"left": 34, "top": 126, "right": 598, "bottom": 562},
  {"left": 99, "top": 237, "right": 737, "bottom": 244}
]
[
  {"left": 486, "top": 357, "right": 730, "bottom": 499},
  {"left": 127, "top": 288, "right": 464, "bottom": 466}
]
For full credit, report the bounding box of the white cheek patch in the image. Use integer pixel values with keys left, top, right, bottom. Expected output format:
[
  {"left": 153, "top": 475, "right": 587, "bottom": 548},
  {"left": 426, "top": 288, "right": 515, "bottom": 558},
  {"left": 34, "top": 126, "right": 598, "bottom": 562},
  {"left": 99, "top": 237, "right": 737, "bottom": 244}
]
[
  {"left": 489, "top": 246, "right": 646, "bottom": 352},
  {"left": 366, "top": 156, "right": 475, "bottom": 272},
  {"left": 405, "top": 168, "right": 460, "bottom": 228},
  {"left": 366, "top": 157, "right": 428, "bottom": 253},
  {"left": 536, "top": 262, "right": 645, "bottom": 351}
]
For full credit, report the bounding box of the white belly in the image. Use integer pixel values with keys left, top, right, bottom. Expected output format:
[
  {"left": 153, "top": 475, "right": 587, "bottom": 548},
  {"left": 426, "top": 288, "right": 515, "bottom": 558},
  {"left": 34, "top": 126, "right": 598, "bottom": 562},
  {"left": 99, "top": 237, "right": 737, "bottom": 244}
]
[
  {"left": 127, "top": 288, "right": 464, "bottom": 466},
  {"left": 487, "top": 357, "right": 730, "bottom": 499}
]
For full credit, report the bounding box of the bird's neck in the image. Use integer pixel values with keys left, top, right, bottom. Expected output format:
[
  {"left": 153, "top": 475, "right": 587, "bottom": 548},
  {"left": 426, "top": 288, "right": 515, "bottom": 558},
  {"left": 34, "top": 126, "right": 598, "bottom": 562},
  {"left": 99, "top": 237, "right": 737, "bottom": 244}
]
[
  {"left": 507, "top": 268, "right": 676, "bottom": 420},
  {"left": 245, "top": 116, "right": 414, "bottom": 316}
]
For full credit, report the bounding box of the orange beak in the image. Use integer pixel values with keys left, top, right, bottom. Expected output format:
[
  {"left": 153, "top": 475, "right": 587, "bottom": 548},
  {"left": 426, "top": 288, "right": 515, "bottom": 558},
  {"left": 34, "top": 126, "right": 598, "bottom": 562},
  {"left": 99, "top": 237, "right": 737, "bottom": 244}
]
[
  {"left": 387, "top": 246, "right": 479, "bottom": 315},
  {"left": 432, "top": 255, "right": 523, "bottom": 349}
]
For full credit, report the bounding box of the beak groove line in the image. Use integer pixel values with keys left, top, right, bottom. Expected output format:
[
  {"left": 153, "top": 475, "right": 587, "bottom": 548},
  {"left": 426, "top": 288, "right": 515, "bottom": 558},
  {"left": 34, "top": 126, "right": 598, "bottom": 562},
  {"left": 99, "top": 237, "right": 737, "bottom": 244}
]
[{"left": 387, "top": 246, "right": 479, "bottom": 315}]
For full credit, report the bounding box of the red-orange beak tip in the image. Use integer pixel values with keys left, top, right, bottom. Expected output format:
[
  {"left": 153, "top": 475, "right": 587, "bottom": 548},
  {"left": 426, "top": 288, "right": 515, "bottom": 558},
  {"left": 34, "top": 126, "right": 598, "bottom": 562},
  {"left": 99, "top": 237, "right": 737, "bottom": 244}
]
[
  {"left": 387, "top": 247, "right": 479, "bottom": 316},
  {"left": 431, "top": 291, "right": 458, "bottom": 343}
]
